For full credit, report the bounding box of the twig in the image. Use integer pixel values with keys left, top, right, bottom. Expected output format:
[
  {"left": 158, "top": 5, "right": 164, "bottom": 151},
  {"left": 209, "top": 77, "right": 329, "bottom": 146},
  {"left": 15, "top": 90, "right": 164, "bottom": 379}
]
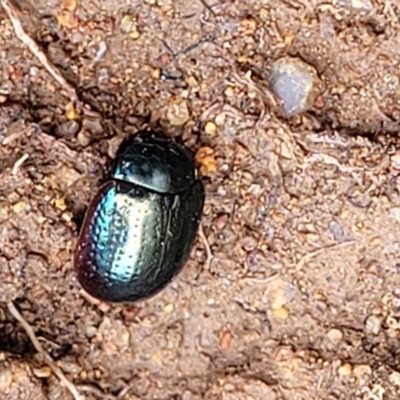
[
  {"left": 7, "top": 301, "right": 84, "bottom": 400},
  {"left": 0, "top": 0, "right": 79, "bottom": 103},
  {"left": 198, "top": 223, "right": 213, "bottom": 274}
]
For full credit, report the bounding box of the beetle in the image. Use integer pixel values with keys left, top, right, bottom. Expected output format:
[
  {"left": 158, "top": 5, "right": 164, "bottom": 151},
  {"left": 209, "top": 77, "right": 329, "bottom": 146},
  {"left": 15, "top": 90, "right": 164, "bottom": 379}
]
[{"left": 74, "top": 130, "right": 205, "bottom": 303}]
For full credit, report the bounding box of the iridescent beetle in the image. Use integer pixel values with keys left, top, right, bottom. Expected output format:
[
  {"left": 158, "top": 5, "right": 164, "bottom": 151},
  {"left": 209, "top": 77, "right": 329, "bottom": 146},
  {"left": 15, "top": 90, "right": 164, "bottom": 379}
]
[{"left": 74, "top": 130, "right": 205, "bottom": 303}]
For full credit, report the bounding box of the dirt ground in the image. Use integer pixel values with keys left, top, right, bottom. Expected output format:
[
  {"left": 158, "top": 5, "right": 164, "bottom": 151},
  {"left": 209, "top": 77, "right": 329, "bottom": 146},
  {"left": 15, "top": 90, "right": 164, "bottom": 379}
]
[{"left": 2, "top": 0, "right": 400, "bottom": 399}]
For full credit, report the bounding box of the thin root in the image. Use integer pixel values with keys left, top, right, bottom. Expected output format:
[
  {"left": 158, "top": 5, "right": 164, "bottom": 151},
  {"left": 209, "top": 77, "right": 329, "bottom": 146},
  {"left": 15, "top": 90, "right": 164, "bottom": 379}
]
[
  {"left": 12, "top": 153, "right": 29, "bottom": 175},
  {"left": 198, "top": 223, "right": 213, "bottom": 274},
  {"left": 7, "top": 301, "right": 84, "bottom": 400},
  {"left": 295, "top": 240, "right": 356, "bottom": 270},
  {"left": 0, "top": 0, "right": 79, "bottom": 103}
]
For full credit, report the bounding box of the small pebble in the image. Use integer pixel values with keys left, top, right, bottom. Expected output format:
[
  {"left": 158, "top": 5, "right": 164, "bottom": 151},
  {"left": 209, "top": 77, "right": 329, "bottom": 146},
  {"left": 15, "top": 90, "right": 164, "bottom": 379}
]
[
  {"left": 389, "top": 371, "right": 400, "bottom": 386},
  {"left": 214, "top": 214, "right": 229, "bottom": 230},
  {"left": 166, "top": 98, "right": 190, "bottom": 126},
  {"left": 266, "top": 278, "right": 296, "bottom": 310},
  {"left": 29, "top": 66, "right": 39, "bottom": 77},
  {"left": 164, "top": 303, "right": 174, "bottom": 313},
  {"left": 389, "top": 207, "right": 400, "bottom": 222},
  {"left": 85, "top": 325, "right": 97, "bottom": 339},
  {"left": 269, "top": 57, "right": 316, "bottom": 117},
  {"left": 329, "top": 219, "right": 346, "bottom": 241},
  {"left": 32, "top": 366, "right": 52, "bottom": 379},
  {"left": 353, "top": 364, "right": 372, "bottom": 384},
  {"left": 130, "top": 30, "right": 141, "bottom": 40},
  {"left": 327, "top": 328, "right": 343, "bottom": 343},
  {"left": 77, "top": 130, "right": 92, "bottom": 147},
  {"left": 272, "top": 305, "right": 289, "bottom": 319},
  {"left": 70, "top": 31, "right": 84, "bottom": 44},
  {"left": 215, "top": 113, "right": 226, "bottom": 126},
  {"left": 204, "top": 121, "right": 217, "bottom": 135},
  {"left": 97, "top": 67, "right": 110, "bottom": 83},
  {"left": 390, "top": 152, "right": 400, "bottom": 170},
  {"left": 56, "top": 120, "right": 80, "bottom": 138},
  {"left": 338, "top": 0, "right": 373, "bottom": 11},
  {"left": 65, "top": 102, "right": 80, "bottom": 120},
  {"left": 337, "top": 363, "right": 352, "bottom": 376},
  {"left": 94, "top": 41, "right": 107, "bottom": 62},
  {"left": 195, "top": 146, "right": 216, "bottom": 176},
  {"left": 0, "top": 368, "right": 12, "bottom": 391},
  {"left": 12, "top": 201, "right": 26, "bottom": 213},
  {"left": 0, "top": 81, "right": 13, "bottom": 95},
  {"left": 207, "top": 298, "right": 215, "bottom": 306},
  {"left": 241, "top": 236, "right": 257, "bottom": 252},
  {"left": 82, "top": 118, "right": 103, "bottom": 136},
  {"left": 365, "top": 315, "right": 382, "bottom": 335}
]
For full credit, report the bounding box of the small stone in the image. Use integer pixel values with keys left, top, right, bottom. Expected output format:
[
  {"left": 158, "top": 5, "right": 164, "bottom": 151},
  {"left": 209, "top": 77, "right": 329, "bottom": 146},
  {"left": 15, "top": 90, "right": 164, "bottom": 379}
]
[
  {"left": 337, "top": 363, "right": 352, "bottom": 376},
  {"left": 82, "top": 118, "right": 103, "bottom": 136},
  {"left": 0, "top": 368, "right": 12, "bottom": 391},
  {"left": 94, "top": 41, "right": 108, "bottom": 61},
  {"left": 65, "top": 102, "right": 80, "bottom": 120},
  {"left": 56, "top": 120, "right": 80, "bottom": 138},
  {"left": 219, "top": 329, "right": 232, "bottom": 350},
  {"left": 266, "top": 278, "right": 297, "bottom": 310},
  {"left": 329, "top": 219, "right": 346, "bottom": 241},
  {"left": 339, "top": 0, "right": 373, "bottom": 11},
  {"left": 185, "top": 75, "right": 198, "bottom": 87},
  {"left": 353, "top": 364, "right": 372, "bottom": 384},
  {"left": 272, "top": 305, "right": 289, "bottom": 319},
  {"left": 98, "top": 317, "right": 130, "bottom": 350},
  {"left": 182, "top": 391, "right": 194, "bottom": 400},
  {"left": 77, "top": 130, "right": 92, "bottom": 147},
  {"left": 386, "top": 315, "right": 400, "bottom": 331},
  {"left": 63, "top": 0, "right": 77, "bottom": 12},
  {"left": 204, "top": 121, "right": 217, "bottom": 135},
  {"left": 389, "top": 371, "right": 400, "bottom": 386},
  {"left": 269, "top": 57, "right": 317, "bottom": 117},
  {"left": 306, "top": 233, "right": 321, "bottom": 243},
  {"left": 97, "top": 67, "right": 109, "bottom": 83},
  {"left": 166, "top": 98, "right": 190, "bottom": 126},
  {"left": 241, "top": 236, "right": 257, "bottom": 252},
  {"left": 389, "top": 207, "right": 400, "bottom": 222},
  {"left": 79, "top": 370, "right": 88, "bottom": 380},
  {"left": 215, "top": 113, "right": 226, "bottom": 126},
  {"left": 164, "top": 303, "right": 174, "bottom": 313},
  {"left": 32, "top": 366, "right": 52, "bottom": 378},
  {"left": 0, "top": 81, "right": 13, "bottom": 95},
  {"left": 54, "top": 197, "right": 67, "bottom": 211},
  {"left": 195, "top": 146, "right": 216, "bottom": 176},
  {"left": 152, "top": 68, "right": 161, "bottom": 80},
  {"left": 12, "top": 201, "right": 26, "bottom": 213},
  {"left": 365, "top": 315, "right": 382, "bottom": 335},
  {"left": 224, "top": 86, "right": 235, "bottom": 97},
  {"left": 297, "top": 223, "right": 317, "bottom": 233},
  {"left": 70, "top": 32, "right": 84, "bottom": 44},
  {"left": 327, "top": 328, "right": 343, "bottom": 343},
  {"left": 390, "top": 152, "right": 400, "bottom": 170},
  {"left": 129, "top": 30, "right": 140, "bottom": 40},
  {"left": 120, "top": 14, "right": 136, "bottom": 34},
  {"left": 85, "top": 326, "right": 97, "bottom": 339},
  {"left": 239, "top": 17, "right": 257, "bottom": 35},
  {"left": 214, "top": 214, "right": 229, "bottom": 230},
  {"left": 55, "top": 166, "right": 81, "bottom": 188}
]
